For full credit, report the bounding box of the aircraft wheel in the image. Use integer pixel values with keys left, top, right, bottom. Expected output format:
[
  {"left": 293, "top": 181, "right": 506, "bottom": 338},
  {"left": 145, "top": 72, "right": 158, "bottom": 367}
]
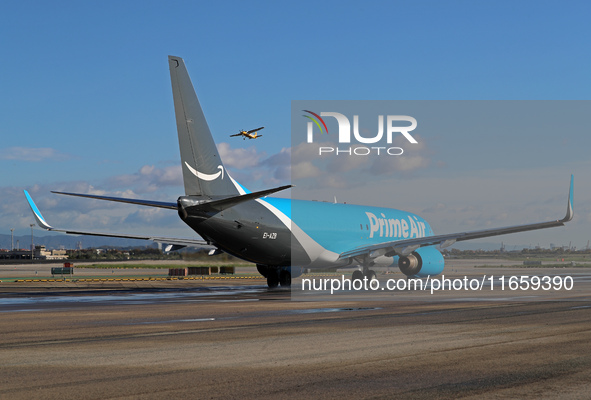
[
  {"left": 352, "top": 270, "right": 364, "bottom": 282},
  {"left": 267, "top": 273, "right": 279, "bottom": 289},
  {"left": 279, "top": 270, "right": 291, "bottom": 287},
  {"left": 366, "top": 270, "right": 377, "bottom": 282}
]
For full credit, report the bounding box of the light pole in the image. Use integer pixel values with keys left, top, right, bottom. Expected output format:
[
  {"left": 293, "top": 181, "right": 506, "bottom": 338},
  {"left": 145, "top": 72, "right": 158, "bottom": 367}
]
[
  {"left": 30, "top": 224, "right": 35, "bottom": 263},
  {"left": 10, "top": 228, "right": 14, "bottom": 251}
]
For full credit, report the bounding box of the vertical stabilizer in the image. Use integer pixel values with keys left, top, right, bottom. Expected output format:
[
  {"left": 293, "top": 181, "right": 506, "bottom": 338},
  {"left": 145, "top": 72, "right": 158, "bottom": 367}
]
[{"left": 169, "top": 56, "right": 239, "bottom": 197}]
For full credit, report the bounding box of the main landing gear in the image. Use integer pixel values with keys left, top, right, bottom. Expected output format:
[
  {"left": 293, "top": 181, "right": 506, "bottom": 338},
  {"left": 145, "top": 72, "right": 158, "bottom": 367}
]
[
  {"left": 352, "top": 267, "right": 377, "bottom": 282},
  {"left": 257, "top": 265, "right": 292, "bottom": 289},
  {"left": 266, "top": 271, "right": 291, "bottom": 288},
  {"left": 265, "top": 272, "right": 290, "bottom": 288}
]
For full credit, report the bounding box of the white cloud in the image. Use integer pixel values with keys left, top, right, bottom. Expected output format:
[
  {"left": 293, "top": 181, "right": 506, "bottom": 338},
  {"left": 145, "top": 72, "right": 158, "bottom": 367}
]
[
  {"left": 368, "top": 134, "right": 430, "bottom": 175},
  {"left": 292, "top": 161, "right": 320, "bottom": 180},
  {"left": 106, "top": 165, "right": 183, "bottom": 193},
  {"left": 326, "top": 145, "right": 371, "bottom": 173},
  {"left": 217, "top": 142, "right": 265, "bottom": 169},
  {"left": 215, "top": 143, "right": 292, "bottom": 189}
]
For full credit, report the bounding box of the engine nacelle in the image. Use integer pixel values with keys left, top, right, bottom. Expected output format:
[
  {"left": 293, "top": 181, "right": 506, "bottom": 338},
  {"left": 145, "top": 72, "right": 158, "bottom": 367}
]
[{"left": 397, "top": 246, "right": 444, "bottom": 278}]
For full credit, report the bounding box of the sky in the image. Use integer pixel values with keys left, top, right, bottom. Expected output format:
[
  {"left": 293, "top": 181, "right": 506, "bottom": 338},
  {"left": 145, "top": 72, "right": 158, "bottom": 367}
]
[{"left": 1, "top": 0, "right": 590, "bottom": 249}]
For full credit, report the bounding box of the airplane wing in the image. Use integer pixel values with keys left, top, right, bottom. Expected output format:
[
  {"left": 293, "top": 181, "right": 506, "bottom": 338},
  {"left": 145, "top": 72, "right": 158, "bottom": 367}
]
[
  {"left": 230, "top": 133, "right": 243, "bottom": 137},
  {"left": 24, "top": 191, "right": 211, "bottom": 251},
  {"left": 51, "top": 191, "right": 178, "bottom": 209},
  {"left": 338, "top": 175, "right": 574, "bottom": 261}
]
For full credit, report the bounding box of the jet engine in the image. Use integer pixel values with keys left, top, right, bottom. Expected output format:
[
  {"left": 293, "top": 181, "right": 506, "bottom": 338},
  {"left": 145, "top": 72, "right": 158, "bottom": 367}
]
[{"left": 397, "top": 246, "right": 444, "bottom": 277}]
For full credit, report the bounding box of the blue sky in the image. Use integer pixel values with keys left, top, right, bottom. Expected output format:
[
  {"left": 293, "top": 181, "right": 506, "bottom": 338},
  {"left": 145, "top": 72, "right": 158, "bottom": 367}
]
[{"left": 1, "top": 1, "right": 590, "bottom": 248}]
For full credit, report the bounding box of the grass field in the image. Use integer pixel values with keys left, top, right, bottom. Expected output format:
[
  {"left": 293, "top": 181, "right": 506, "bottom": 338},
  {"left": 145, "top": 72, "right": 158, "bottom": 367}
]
[
  {"left": 474, "top": 263, "right": 591, "bottom": 269},
  {"left": 85, "top": 263, "right": 252, "bottom": 269}
]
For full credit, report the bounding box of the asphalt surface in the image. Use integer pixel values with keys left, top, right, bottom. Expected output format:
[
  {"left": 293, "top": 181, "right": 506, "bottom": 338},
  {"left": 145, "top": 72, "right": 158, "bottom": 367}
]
[{"left": 1, "top": 262, "right": 590, "bottom": 399}]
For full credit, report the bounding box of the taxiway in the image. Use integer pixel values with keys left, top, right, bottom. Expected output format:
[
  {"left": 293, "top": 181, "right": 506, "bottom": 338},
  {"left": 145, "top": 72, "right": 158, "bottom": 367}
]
[{"left": 1, "top": 261, "right": 590, "bottom": 399}]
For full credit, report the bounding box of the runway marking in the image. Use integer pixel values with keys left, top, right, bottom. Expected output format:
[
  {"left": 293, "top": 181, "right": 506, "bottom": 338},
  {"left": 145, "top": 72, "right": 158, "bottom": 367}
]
[
  {"left": 570, "top": 305, "right": 591, "bottom": 310},
  {"left": 129, "top": 318, "right": 216, "bottom": 325},
  {"left": 283, "top": 307, "right": 381, "bottom": 315},
  {"left": 0, "top": 286, "right": 267, "bottom": 310}
]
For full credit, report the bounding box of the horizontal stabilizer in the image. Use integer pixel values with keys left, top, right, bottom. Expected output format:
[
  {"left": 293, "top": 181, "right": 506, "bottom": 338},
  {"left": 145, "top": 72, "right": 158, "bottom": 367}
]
[{"left": 183, "top": 185, "right": 293, "bottom": 214}]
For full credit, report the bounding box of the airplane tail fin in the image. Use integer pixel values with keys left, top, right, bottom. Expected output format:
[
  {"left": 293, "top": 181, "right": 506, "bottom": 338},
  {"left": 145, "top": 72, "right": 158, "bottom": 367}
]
[{"left": 169, "top": 56, "right": 241, "bottom": 197}]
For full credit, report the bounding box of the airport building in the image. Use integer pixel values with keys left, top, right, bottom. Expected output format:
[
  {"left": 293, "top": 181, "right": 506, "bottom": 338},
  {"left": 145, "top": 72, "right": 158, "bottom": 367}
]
[
  {"left": 34, "top": 245, "right": 68, "bottom": 260},
  {"left": 0, "top": 245, "right": 68, "bottom": 260}
]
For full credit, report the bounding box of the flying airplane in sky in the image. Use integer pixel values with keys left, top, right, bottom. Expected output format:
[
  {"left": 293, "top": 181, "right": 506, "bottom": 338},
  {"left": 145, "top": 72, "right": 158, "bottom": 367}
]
[
  {"left": 230, "top": 126, "right": 264, "bottom": 140},
  {"left": 25, "top": 56, "right": 574, "bottom": 288}
]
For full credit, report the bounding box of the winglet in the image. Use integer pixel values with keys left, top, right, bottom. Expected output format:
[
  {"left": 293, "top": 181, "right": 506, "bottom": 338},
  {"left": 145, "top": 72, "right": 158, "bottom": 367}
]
[
  {"left": 561, "top": 175, "right": 574, "bottom": 223},
  {"left": 23, "top": 191, "right": 53, "bottom": 230}
]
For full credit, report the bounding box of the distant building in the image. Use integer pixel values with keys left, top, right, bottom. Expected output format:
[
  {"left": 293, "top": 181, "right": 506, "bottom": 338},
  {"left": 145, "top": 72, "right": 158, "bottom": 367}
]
[{"left": 34, "top": 245, "right": 68, "bottom": 260}]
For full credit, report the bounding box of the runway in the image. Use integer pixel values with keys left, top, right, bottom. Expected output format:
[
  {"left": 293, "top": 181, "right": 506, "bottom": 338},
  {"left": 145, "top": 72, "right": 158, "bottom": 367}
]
[{"left": 1, "top": 261, "right": 591, "bottom": 399}]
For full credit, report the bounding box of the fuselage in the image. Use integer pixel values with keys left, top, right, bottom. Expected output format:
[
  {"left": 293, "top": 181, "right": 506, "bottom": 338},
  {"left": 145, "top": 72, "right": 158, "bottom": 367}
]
[{"left": 181, "top": 196, "right": 434, "bottom": 269}]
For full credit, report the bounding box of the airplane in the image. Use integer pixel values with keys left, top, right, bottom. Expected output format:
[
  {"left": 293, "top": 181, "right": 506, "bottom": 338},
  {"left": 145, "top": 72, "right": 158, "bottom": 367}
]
[
  {"left": 25, "top": 55, "right": 574, "bottom": 288},
  {"left": 230, "top": 127, "right": 264, "bottom": 140}
]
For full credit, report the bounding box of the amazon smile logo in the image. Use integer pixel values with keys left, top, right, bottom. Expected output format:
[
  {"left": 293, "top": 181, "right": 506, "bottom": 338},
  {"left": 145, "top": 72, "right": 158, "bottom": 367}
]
[{"left": 185, "top": 162, "right": 224, "bottom": 181}]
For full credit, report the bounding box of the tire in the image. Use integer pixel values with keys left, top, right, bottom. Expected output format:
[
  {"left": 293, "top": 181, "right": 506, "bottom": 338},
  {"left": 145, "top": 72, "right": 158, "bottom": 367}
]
[
  {"left": 352, "top": 270, "right": 363, "bottom": 282},
  {"left": 279, "top": 270, "right": 291, "bottom": 287},
  {"left": 267, "top": 273, "right": 279, "bottom": 288}
]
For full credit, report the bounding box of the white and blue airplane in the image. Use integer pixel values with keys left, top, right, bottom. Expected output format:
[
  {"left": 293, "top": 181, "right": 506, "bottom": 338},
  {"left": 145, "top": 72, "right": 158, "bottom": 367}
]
[{"left": 25, "top": 56, "right": 574, "bottom": 288}]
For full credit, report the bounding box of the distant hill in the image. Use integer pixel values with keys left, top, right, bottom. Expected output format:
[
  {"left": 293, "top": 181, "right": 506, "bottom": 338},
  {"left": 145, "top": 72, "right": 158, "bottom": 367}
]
[
  {"left": 449, "top": 242, "right": 526, "bottom": 251},
  {"left": 0, "top": 233, "right": 152, "bottom": 251}
]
